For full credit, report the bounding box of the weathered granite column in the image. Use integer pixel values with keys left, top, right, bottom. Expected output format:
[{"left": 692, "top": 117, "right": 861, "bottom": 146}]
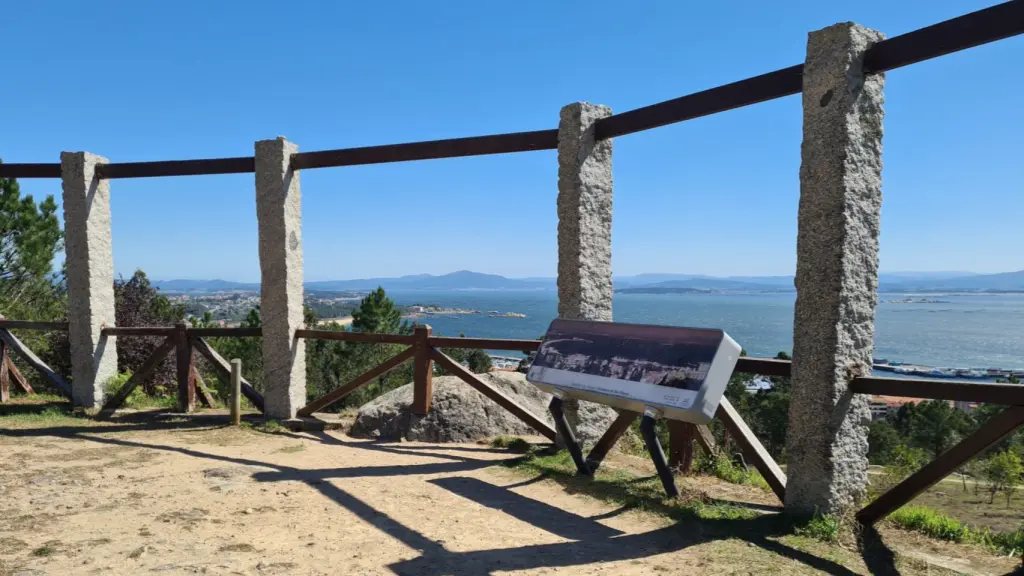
[
  {"left": 557, "top": 102, "right": 613, "bottom": 322},
  {"left": 785, "top": 23, "right": 886, "bottom": 515},
  {"left": 556, "top": 102, "right": 614, "bottom": 441},
  {"left": 255, "top": 137, "right": 306, "bottom": 420},
  {"left": 61, "top": 152, "right": 118, "bottom": 408}
]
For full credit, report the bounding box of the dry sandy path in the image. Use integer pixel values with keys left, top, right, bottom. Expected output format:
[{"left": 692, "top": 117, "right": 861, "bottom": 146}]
[{"left": 0, "top": 420, "right": 1015, "bottom": 575}]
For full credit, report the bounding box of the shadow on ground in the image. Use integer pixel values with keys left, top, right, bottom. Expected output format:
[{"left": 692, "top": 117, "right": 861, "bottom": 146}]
[{"left": 0, "top": 409, "right": 914, "bottom": 575}]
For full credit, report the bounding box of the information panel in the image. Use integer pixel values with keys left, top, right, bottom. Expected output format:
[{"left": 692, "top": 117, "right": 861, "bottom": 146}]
[{"left": 527, "top": 319, "right": 740, "bottom": 425}]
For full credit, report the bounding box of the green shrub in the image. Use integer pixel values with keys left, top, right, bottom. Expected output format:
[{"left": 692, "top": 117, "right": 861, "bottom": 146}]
[
  {"left": 489, "top": 436, "right": 513, "bottom": 448},
  {"left": 795, "top": 513, "right": 842, "bottom": 544},
  {"left": 103, "top": 372, "right": 142, "bottom": 407},
  {"left": 489, "top": 436, "right": 534, "bottom": 454}
]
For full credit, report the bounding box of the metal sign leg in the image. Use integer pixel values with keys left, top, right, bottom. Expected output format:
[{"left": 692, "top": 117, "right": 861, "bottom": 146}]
[
  {"left": 639, "top": 411, "right": 680, "bottom": 498},
  {"left": 548, "top": 396, "right": 591, "bottom": 476}
]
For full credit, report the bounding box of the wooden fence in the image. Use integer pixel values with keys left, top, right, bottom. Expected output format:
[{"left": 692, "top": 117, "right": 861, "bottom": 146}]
[{"left": 3, "top": 316, "right": 1024, "bottom": 522}]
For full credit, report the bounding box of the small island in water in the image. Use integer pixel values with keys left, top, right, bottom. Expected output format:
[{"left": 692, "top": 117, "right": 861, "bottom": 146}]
[
  {"left": 885, "top": 297, "right": 951, "bottom": 304},
  {"left": 404, "top": 305, "right": 527, "bottom": 318}
]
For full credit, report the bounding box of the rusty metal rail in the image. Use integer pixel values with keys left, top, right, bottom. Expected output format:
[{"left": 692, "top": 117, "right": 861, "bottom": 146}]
[{"left": 1, "top": 2, "right": 1020, "bottom": 179}]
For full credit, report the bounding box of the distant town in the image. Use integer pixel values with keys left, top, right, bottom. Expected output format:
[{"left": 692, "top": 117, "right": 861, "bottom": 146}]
[{"left": 167, "top": 290, "right": 527, "bottom": 326}]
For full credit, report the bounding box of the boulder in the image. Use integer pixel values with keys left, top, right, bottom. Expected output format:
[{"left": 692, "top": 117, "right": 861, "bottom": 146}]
[{"left": 350, "top": 371, "right": 620, "bottom": 445}]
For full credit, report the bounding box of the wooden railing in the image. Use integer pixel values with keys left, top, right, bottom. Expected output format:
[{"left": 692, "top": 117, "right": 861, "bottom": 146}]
[
  {"left": 295, "top": 326, "right": 559, "bottom": 441},
  {"left": 3, "top": 314, "right": 1024, "bottom": 523},
  {"left": 295, "top": 329, "right": 1024, "bottom": 518},
  {"left": 95, "top": 324, "right": 264, "bottom": 416}
]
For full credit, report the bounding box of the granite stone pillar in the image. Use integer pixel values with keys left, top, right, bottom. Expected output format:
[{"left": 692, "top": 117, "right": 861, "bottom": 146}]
[
  {"left": 785, "top": 23, "right": 886, "bottom": 515},
  {"left": 557, "top": 102, "right": 613, "bottom": 322},
  {"left": 61, "top": 152, "right": 118, "bottom": 408},
  {"left": 255, "top": 137, "right": 306, "bottom": 420},
  {"left": 556, "top": 102, "right": 614, "bottom": 445}
]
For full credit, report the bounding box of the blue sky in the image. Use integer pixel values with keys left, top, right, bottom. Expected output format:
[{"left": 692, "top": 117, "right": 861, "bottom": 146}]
[{"left": 2, "top": 0, "right": 1021, "bottom": 281}]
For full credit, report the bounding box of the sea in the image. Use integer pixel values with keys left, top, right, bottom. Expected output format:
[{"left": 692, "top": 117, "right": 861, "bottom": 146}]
[{"left": 385, "top": 291, "right": 1024, "bottom": 371}]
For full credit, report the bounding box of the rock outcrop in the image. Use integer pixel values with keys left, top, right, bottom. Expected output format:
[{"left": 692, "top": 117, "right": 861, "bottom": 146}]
[{"left": 350, "top": 371, "right": 619, "bottom": 445}]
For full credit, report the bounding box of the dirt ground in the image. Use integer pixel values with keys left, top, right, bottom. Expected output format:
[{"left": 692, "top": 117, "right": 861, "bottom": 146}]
[{"left": 0, "top": 410, "right": 1019, "bottom": 576}]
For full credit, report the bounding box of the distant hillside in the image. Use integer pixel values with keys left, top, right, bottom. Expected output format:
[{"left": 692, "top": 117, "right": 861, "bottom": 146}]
[
  {"left": 305, "top": 271, "right": 551, "bottom": 291},
  {"left": 880, "top": 270, "right": 1024, "bottom": 292},
  {"left": 154, "top": 269, "right": 1024, "bottom": 294},
  {"left": 153, "top": 279, "right": 258, "bottom": 292},
  {"left": 617, "top": 270, "right": 1024, "bottom": 294}
]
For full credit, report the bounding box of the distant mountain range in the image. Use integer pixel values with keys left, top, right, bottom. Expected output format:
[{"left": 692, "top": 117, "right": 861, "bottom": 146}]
[{"left": 152, "top": 269, "right": 1024, "bottom": 294}]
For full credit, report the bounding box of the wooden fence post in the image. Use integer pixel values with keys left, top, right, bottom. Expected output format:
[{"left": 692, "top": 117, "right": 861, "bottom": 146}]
[
  {"left": 230, "top": 359, "right": 242, "bottom": 426},
  {"left": 668, "top": 420, "right": 695, "bottom": 474},
  {"left": 0, "top": 341, "right": 9, "bottom": 403},
  {"left": 175, "top": 323, "right": 194, "bottom": 413},
  {"left": 412, "top": 324, "right": 433, "bottom": 415}
]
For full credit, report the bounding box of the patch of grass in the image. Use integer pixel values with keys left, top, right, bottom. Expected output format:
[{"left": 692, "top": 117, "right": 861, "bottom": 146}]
[
  {"left": 795, "top": 513, "right": 842, "bottom": 544},
  {"left": 31, "top": 542, "right": 59, "bottom": 557},
  {"left": 240, "top": 419, "right": 285, "bottom": 434},
  {"left": 887, "top": 504, "right": 1024, "bottom": 556},
  {"left": 489, "top": 436, "right": 533, "bottom": 454},
  {"left": 0, "top": 402, "right": 87, "bottom": 427},
  {"left": 889, "top": 506, "right": 971, "bottom": 542},
  {"left": 504, "top": 449, "right": 758, "bottom": 523}
]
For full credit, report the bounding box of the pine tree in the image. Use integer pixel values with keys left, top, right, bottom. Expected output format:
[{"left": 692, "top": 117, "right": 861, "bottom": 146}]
[
  {"left": 351, "top": 287, "right": 403, "bottom": 334},
  {"left": 0, "top": 164, "right": 64, "bottom": 314}
]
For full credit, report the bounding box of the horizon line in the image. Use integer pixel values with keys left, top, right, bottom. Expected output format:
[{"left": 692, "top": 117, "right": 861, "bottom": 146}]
[{"left": 146, "top": 268, "right": 1014, "bottom": 284}]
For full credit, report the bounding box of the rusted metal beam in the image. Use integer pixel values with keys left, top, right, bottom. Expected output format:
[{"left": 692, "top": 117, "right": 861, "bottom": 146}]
[
  {"left": 95, "top": 157, "right": 255, "bottom": 179},
  {"left": 2, "top": 3, "right": 1021, "bottom": 179},
  {"left": 297, "top": 346, "right": 415, "bottom": 417},
  {"left": 863, "top": 0, "right": 1024, "bottom": 73},
  {"left": 0, "top": 163, "right": 61, "bottom": 178},
  {"left": 431, "top": 348, "right": 557, "bottom": 442},
  {"left": 596, "top": 65, "right": 804, "bottom": 139},
  {"left": 858, "top": 405, "right": 1024, "bottom": 525},
  {"left": 291, "top": 129, "right": 558, "bottom": 170}
]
